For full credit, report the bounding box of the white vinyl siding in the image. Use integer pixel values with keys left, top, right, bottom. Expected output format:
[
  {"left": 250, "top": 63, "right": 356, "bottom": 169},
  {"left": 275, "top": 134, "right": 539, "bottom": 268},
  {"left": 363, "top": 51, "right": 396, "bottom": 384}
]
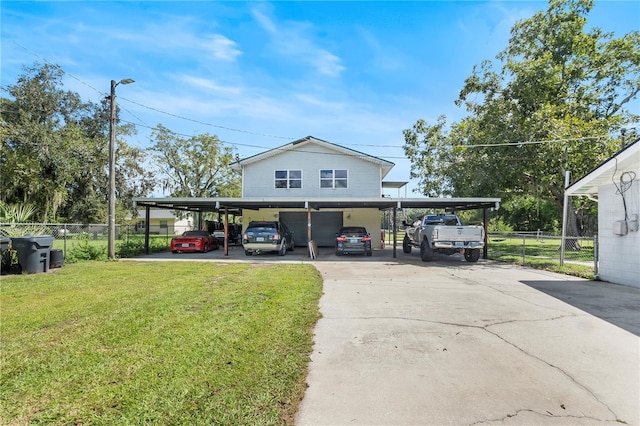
[{"left": 241, "top": 141, "right": 383, "bottom": 198}]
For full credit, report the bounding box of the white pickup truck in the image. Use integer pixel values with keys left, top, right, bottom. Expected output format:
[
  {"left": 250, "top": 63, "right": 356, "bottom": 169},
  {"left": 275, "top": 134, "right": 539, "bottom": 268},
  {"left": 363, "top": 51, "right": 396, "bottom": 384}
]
[{"left": 402, "top": 214, "right": 484, "bottom": 262}]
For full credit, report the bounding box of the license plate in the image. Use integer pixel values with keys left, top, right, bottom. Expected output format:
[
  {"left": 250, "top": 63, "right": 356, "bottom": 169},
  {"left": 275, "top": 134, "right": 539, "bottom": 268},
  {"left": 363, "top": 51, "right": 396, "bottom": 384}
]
[
  {"left": 181, "top": 243, "right": 190, "bottom": 247},
  {"left": 350, "top": 238, "right": 359, "bottom": 243},
  {"left": 256, "top": 237, "right": 265, "bottom": 242},
  {"left": 454, "top": 241, "right": 463, "bottom": 247}
]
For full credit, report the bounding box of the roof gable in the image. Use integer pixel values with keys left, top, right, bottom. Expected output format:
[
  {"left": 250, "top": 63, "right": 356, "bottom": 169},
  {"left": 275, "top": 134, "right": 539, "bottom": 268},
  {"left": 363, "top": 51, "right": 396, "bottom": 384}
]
[
  {"left": 233, "top": 136, "right": 395, "bottom": 178},
  {"left": 566, "top": 139, "right": 640, "bottom": 196}
]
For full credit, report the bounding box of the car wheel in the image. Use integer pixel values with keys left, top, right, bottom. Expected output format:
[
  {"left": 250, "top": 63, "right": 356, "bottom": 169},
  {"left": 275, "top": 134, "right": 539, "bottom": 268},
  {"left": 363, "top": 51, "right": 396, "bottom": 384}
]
[
  {"left": 244, "top": 250, "right": 252, "bottom": 256},
  {"left": 287, "top": 238, "right": 294, "bottom": 251},
  {"left": 202, "top": 244, "right": 209, "bottom": 253},
  {"left": 403, "top": 235, "right": 412, "bottom": 254},
  {"left": 420, "top": 239, "right": 433, "bottom": 262},
  {"left": 464, "top": 248, "right": 480, "bottom": 262},
  {"left": 278, "top": 240, "right": 286, "bottom": 256}
]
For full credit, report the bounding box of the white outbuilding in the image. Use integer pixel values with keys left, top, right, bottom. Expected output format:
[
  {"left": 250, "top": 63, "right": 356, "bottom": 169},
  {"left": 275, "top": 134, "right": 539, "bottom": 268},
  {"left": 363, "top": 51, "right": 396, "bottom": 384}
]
[{"left": 566, "top": 138, "right": 640, "bottom": 288}]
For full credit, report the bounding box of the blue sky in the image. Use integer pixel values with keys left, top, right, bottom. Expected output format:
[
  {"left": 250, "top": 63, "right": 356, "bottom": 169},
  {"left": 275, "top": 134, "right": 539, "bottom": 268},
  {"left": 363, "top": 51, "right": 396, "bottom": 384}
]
[{"left": 2, "top": 1, "right": 639, "bottom": 196}]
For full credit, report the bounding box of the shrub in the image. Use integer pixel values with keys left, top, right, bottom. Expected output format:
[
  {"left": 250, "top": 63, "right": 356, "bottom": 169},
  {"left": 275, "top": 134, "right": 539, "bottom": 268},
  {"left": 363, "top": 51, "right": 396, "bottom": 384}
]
[
  {"left": 65, "top": 234, "right": 107, "bottom": 262},
  {"left": 117, "top": 236, "right": 168, "bottom": 258}
]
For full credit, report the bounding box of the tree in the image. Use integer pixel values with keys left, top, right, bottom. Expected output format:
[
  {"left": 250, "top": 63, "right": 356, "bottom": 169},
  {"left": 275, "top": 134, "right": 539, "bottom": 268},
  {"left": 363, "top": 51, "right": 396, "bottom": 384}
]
[
  {"left": 149, "top": 125, "right": 241, "bottom": 198},
  {"left": 403, "top": 0, "right": 640, "bottom": 237},
  {"left": 1, "top": 63, "right": 156, "bottom": 223},
  {"left": 1, "top": 64, "right": 85, "bottom": 221}
]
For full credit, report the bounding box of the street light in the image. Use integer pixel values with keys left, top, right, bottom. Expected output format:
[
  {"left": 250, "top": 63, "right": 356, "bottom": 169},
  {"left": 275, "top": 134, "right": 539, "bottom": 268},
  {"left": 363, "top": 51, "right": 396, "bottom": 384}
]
[{"left": 108, "top": 78, "right": 134, "bottom": 259}]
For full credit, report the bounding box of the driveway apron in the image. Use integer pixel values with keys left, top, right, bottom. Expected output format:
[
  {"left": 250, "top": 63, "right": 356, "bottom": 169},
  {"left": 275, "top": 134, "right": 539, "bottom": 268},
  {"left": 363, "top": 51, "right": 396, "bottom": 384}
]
[{"left": 295, "top": 259, "right": 640, "bottom": 425}]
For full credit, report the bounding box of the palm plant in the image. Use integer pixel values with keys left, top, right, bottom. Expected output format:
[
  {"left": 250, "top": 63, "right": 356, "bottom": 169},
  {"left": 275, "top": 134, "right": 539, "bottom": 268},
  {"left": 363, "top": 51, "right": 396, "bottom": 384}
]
[{"left": 0, "top": 202, "right": 47, "bottom": 236}]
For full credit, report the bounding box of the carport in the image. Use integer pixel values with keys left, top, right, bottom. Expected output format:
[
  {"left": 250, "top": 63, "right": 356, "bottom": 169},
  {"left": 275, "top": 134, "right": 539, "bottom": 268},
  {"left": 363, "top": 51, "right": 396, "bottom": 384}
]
[{"left": 132, "top": 196, "right": 501, "bottom": 258}]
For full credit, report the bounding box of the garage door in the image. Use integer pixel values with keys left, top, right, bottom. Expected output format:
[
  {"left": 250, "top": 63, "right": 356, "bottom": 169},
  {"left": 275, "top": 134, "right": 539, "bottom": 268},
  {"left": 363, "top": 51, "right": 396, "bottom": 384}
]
[{"left": 279, "top": 212, "right": 343, "bottom": 247}]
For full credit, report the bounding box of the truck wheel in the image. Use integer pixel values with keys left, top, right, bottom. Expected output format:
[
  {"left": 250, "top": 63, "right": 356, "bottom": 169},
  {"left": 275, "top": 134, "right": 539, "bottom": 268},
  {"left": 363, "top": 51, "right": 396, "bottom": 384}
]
[
  {"left": 278, "top": 240, "right": 287, "bottom": 256},
  {"left": 464, "top": 248, "right": 480, "bottom": 263},
  {"left": 420, "top": 239, "right": 433, "bottom": 261},
  {"left": 403, "top": 235, "right": 412, "bottom": 254}
]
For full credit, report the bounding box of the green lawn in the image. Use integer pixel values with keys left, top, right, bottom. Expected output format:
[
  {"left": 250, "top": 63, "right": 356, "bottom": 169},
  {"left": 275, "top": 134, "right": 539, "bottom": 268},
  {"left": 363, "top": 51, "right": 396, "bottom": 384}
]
[
  {"left": 1, "top": 261, "right": 323, "bottom": 425},
  {"left": 487, "top": 236, "right": 595, "bottom": 279}
]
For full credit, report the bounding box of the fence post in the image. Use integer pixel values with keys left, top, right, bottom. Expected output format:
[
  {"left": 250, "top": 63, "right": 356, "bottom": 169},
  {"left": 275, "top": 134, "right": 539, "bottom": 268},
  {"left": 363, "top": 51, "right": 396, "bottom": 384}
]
[
  {"left": 63, "top": 223, "right": 68, "bottom": 259},
  {"left": 522, "top": 235, "right": 526, "bottom": 265},
  {"left": 593, "top": 235, "right": 599, "bottom": 279}
]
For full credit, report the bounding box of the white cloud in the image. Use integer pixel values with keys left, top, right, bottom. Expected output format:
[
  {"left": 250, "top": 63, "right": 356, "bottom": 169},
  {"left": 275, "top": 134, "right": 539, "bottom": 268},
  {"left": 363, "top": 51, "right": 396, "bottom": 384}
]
[
  {"left": 252, "top": 9, "right": 277, "bottom": 34},
  {"left": 179, "top": 75, "right": 243, "bottom": 95},
  {"left": 251, "top": 7, "right": 345, "bottom": 78},
  {"left": 203, "top": 34, "right": 242, "bottom": 61}
]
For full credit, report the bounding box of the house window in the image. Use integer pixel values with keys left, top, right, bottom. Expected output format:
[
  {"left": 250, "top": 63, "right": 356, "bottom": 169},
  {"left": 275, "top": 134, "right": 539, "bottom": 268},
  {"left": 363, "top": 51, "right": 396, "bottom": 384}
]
[
  {"left": 275, "top": 170, "right": 302, "bottom": 189},
  {"left": 320, "top": 169, "right": 348, "bottom": 189},
  {"left": 159, "top": 220, "right": 168, "bottom": 229}
]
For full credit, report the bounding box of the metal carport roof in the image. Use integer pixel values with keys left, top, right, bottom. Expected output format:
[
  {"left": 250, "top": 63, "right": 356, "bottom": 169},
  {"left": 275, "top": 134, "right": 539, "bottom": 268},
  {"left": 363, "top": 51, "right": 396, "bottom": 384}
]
[
  {"left": 133, "top": 197, "right": 501, "bottom": 213},
  {"left": 132, "top": 196, "right": 501, "bottom": 259}
]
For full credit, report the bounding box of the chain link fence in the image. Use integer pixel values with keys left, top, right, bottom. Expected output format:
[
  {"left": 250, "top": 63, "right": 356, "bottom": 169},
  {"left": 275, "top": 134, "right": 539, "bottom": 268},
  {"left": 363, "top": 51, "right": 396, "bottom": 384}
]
[
  {"left": 487, "top": 232, "right": 597, "bottom": 273},
  {"left": 384, "top": 229, "right": 597, "bottom": 275},
  {"left": 0, "top": 223, "right": 195, "bottom": 259}
]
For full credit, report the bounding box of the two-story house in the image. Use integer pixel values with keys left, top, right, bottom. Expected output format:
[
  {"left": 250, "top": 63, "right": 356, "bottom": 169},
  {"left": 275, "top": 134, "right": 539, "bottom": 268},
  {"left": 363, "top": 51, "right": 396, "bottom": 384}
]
[
  {"left": 232, "top": 136, "right": 395, "bottom": 247},
  {"left": 134, "top": 136, "right": 500, "bottom": 256}
]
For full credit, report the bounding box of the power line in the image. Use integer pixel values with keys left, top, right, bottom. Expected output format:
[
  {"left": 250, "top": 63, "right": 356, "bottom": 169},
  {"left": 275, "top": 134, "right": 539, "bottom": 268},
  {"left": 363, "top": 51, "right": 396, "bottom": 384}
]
[
  {"left": 5, "top": 41, "right": 614, "bottom": 154},
  {"left": 460, "top": 136, "right": 603, "bottom": 148}
]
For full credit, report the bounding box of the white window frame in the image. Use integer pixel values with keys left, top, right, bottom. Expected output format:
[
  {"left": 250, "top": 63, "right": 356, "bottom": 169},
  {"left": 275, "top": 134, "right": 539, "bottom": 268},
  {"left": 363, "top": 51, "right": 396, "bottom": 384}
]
[
  {"left": 320, "top": 169, "right": 348, "bottom": 189},
  {"left": 274, "top": 169, "right": 302, "bottom": 189}
]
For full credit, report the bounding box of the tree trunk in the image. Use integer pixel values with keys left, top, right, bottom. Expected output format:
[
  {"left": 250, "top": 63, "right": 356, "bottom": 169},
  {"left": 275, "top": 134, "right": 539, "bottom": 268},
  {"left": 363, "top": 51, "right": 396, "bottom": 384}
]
[{"left": 552, "top": 185, "right": 581, "bottom": 251}]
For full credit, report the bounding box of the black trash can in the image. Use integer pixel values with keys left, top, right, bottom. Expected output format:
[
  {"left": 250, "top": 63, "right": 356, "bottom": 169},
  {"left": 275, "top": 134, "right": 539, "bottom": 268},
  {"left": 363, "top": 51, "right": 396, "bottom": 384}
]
[
  {"left": 0, "top": 237, "right": 10, "bottom": 251},
  {"left": 11, "top": 236, "right": 55, "bottom": 274},
  {"left": 50, "top": 249, "right": 64, "bottom": 268}
]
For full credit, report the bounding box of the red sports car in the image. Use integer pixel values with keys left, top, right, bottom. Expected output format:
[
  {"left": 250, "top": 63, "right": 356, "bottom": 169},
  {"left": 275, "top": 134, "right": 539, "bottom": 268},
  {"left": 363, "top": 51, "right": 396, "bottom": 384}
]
[{"left": 171, "top": 230, "right": 219, "bottom": 253}]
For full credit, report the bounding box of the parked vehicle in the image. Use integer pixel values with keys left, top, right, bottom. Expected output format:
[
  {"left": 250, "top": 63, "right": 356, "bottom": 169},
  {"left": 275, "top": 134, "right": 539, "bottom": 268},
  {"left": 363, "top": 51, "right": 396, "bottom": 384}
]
[
  {"left": 335, "top": 226, "right": 372, "bottom": 256},
  {"left": 171, "top": 230, "right": 219, "bottom": 253},
  {"left": 402, "top": 214, "right": 484, "bottom": 262},
  {"left": 206, "top": 220, "right": 242, "bottom": 245},
  {"left": 242, "top": 221, "right": 294, "bottom": 256}
]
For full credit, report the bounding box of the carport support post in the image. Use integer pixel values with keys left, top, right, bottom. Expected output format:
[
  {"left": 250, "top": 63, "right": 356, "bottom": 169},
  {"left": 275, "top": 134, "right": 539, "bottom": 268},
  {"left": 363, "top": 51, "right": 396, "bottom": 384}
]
[
  {"left": 224, "top": 208, "right": 229, "bottom": 256},
  {"left": 307, "top": 203, "right": 312, "bottom": 256},
  {"left": 483, "top": 208, "right": 488, "bottom": 259},
  {"left": 392, "top": 207, "right": 397, "bottom": 258},
  {"left": 144, "top": 206, "right": 150, "bottom": 254}
]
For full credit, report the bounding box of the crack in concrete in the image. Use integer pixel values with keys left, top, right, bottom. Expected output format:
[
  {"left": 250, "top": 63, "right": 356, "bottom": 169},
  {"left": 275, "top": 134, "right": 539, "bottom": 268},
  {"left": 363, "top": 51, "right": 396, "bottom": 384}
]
[
  {"left": 468, "top": 408, "right": 625, "bottom": 425},
  {"left": 481, "top": 326, "right": 622, "bottom": 423},
  {"left": 435, "top": 269, "right": 625, "bottom": 422},
  {"left": 325, "top": 314, "right": 624, "bottom": 423},
  {"left": 441, "top": 267, "right": 579, "bottom": 315}
]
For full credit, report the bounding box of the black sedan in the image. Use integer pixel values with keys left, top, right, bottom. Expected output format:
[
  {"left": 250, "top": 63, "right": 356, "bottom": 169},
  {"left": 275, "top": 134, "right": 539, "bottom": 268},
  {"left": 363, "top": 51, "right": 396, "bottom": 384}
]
[{"left": 335, "top": 226, "right": 372, "bottom": 256}]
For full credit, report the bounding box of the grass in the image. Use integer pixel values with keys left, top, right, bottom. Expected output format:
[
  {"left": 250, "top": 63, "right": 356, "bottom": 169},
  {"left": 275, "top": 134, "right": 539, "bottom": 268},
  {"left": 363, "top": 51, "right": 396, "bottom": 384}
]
[
  {"left": 389, "top": 233, "right": 596, "bottom": 280},
  {"left": 488, "top": 237, "right": 595, "bottom": 279},
  {"left": 1, "top": 261, "right": 323, "bottom": 425},
  {"left": 492, "top": 255, "right": 594, "bottom": 279}
]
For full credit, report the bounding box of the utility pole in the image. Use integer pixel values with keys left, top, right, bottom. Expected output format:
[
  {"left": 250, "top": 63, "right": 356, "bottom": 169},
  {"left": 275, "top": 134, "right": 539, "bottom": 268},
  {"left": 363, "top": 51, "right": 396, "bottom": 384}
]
[{"left": 108, "top": 78, "right": 134, "bottom": 259}]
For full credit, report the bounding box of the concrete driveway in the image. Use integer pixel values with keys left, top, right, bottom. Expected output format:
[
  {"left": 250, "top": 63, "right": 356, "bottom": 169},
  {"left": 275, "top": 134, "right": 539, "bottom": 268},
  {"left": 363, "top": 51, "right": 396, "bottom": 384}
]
[
  {"left": 295, "top": 258, "right": 640, "bottom": 425},
  {"left": 130, "top": 246, "right": 639, "bottom": 424}
]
